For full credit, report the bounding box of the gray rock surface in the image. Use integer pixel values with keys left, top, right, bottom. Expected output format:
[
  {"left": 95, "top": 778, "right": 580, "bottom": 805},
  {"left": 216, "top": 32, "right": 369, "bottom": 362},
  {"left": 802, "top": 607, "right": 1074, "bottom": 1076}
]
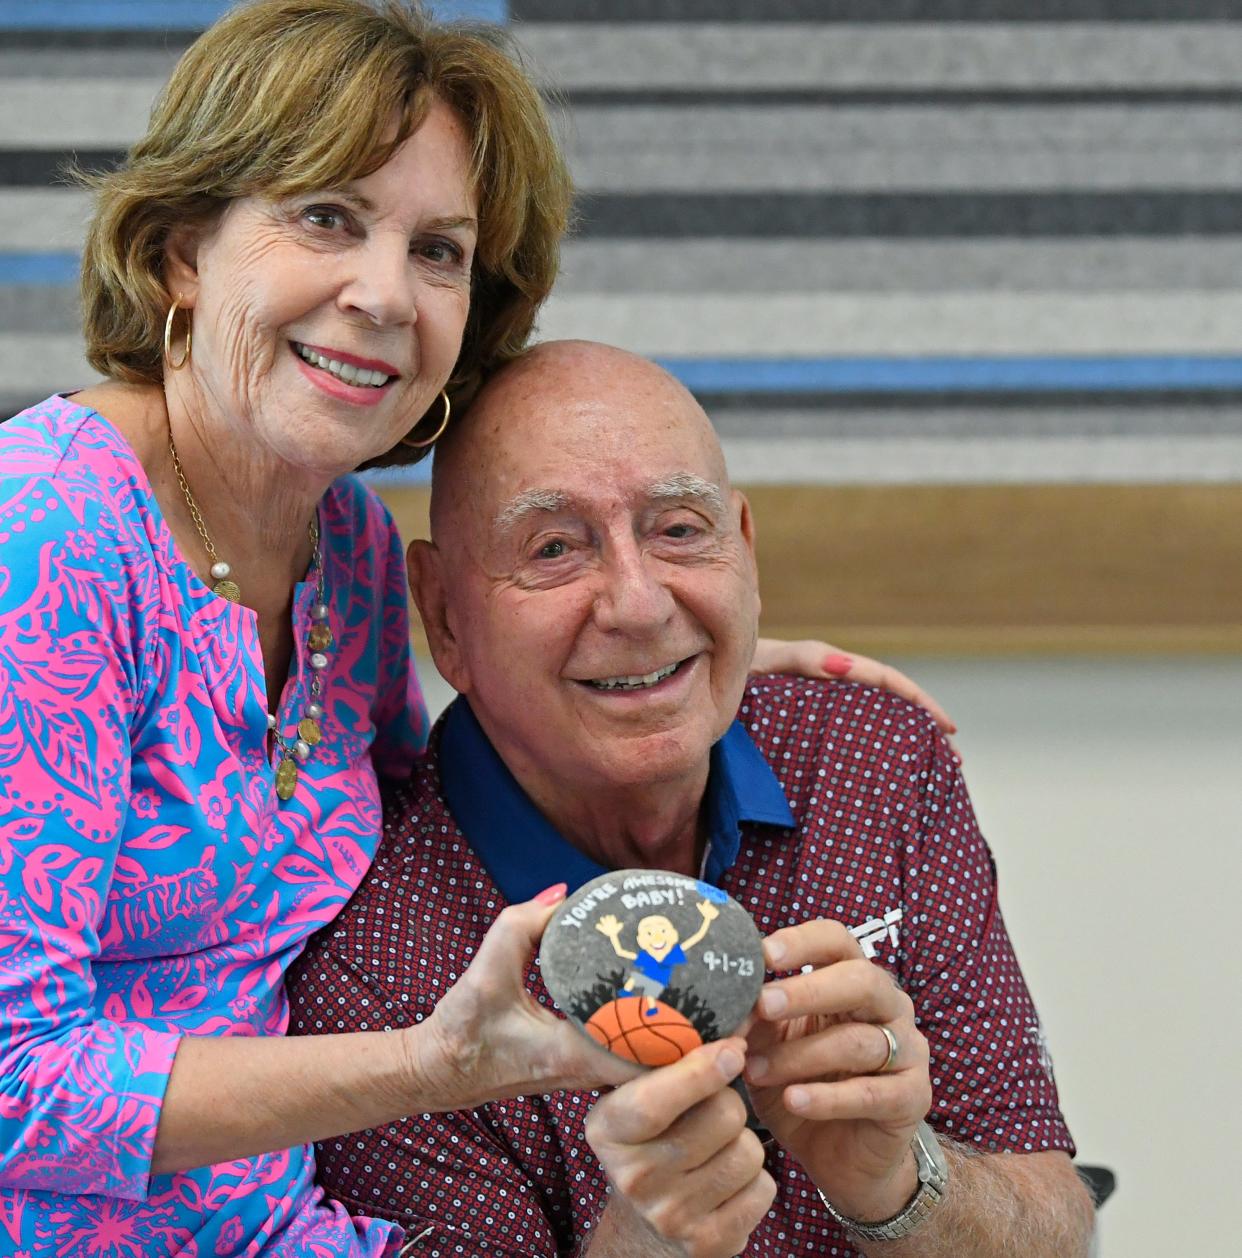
[{"left": 539, "top": 868, "right": 764, "bottom": 1065}]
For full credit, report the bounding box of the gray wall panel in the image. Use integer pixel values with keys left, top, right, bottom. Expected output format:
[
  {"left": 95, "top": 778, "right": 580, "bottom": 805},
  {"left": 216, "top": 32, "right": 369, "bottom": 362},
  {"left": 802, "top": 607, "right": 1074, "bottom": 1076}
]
[
  {"left": 0, "top": 80, "right": 162, "bottom": 147},
  {"left": 559, "top": 239, "right": 1242, "bottom": 294},
  {"left": 0, "top": 190, "right": 91, "bottom": 251},
  {"left": 519, "top": 24, "right": 1242, "bottom": 91},
  {"left": 537, "top": 291, "right": 1242, "bottom": 356},
  {"left": 512, "top": 2, "right": 1242, "bottom": 21},
  {"left": 3, "top": 4, "right": 1239, "bottom": 485},
  {"left": 0, "top": 49, "right": 182, "bottom": 80},
  {"left": 561, "top": 104, "right": 1242, "bottom": 192},
  {"left": 0, "top": 286, "right": 79, "bottom": 334},
  {"left": 570, "top": 192, "right": 1242, "bottom": 239},
  {"left": 0, "top": 334, "right": 98, "bottom": 397},
  {"left": 706, "top": 402, "right": 1242, "bottom": 439},
  {"left": 719, "top": 433, "right": 1242, "bottom": 484}
]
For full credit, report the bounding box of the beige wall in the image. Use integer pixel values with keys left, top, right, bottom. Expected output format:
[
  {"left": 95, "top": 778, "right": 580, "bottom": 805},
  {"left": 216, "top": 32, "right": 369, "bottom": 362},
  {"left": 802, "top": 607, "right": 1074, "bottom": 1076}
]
[{"left": 903, "top": 657, "right": 1239, "bottom": 1258}]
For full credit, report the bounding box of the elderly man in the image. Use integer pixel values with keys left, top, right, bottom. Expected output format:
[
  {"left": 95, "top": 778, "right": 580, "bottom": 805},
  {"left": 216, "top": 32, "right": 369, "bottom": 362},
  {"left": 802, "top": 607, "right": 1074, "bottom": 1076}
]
[{"left": 287, "top": 341, "right": 1094, "bottom": 1257}]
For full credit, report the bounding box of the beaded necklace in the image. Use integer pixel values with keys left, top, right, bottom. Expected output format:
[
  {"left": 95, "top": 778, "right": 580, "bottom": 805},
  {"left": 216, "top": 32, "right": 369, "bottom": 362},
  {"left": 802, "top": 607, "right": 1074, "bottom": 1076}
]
[{"left": 168, "top": 435, "right": 331, "bottom": 802}]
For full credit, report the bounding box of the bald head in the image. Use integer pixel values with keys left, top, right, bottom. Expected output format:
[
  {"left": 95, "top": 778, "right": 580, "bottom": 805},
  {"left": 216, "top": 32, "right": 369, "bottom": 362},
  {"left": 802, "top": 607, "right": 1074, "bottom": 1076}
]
[{"left": 430, "top": 340, "right": 729, "bottom": 554}]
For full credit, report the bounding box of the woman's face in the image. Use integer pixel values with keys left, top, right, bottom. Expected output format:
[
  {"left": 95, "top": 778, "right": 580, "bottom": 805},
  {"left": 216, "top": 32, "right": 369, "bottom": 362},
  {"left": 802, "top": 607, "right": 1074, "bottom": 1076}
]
[{"left": 169, "top": 98, "right": 477, "bottom": 478}]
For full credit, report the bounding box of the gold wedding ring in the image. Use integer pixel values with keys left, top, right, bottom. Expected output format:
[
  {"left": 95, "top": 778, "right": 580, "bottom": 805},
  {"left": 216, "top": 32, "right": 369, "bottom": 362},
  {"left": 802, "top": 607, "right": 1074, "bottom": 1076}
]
[{"left": 876, "top": 1024, "right": 899, "bottom": 1074}]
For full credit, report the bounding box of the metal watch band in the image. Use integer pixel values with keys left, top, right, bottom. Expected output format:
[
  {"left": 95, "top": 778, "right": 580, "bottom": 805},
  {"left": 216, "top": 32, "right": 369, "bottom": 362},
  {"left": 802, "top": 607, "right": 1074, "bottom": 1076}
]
[{"left": 816, "top": 1121, "right": 949, "bottom": 1243}]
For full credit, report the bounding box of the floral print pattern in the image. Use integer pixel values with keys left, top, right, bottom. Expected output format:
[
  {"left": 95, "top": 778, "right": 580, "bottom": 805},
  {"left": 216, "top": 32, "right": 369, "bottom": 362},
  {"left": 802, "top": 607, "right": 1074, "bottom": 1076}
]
[{"left": 0, "top": 397, "right": 424, "bottom": 1256}]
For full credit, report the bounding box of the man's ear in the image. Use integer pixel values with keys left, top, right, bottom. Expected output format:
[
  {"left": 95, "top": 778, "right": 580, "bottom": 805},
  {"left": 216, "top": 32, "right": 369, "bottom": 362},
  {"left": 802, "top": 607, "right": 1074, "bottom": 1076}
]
[
  {"left": 733, "top": 489, "right": 761, "bottom": 618},
  {"left": 734, "top": 489, "right": 756, "bottom": 558},
  {"left": 406, "top": 538, "right": 470, "bottom": 694},
  {"left": 163, "top": 223, "right": 205, "bottom": 307}
]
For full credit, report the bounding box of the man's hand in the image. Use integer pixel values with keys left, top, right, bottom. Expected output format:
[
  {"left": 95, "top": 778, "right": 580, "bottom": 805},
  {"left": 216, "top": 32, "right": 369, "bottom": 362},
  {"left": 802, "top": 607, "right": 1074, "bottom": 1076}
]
[
  {"left": 697, "top": 901, "right": 721, "bottom": 923},
  {"left": 744, "top": 919, "right": 933, "bottom": 1224},
  {"left": 596, "top": 914, "right": 623, "bottom": 938},
  {"left": 585, "top": 1039, "right": 776, "bottom": 1258}
]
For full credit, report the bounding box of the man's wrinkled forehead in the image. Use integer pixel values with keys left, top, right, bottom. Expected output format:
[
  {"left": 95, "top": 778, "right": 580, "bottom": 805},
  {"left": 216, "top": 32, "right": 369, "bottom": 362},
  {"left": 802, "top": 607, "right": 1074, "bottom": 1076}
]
[
  {"left": 431, "top": 341, "right": 727, "bottom": 545},
  {"left": 493, "top": 472, "right": 726, "bottom": 537}
]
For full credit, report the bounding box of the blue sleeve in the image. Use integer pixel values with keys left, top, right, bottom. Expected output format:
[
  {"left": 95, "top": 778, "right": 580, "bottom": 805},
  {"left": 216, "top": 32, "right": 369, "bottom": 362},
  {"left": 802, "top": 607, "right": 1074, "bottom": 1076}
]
[{"left": 0, "top": 473, "right": 181, "bottom": 1199}]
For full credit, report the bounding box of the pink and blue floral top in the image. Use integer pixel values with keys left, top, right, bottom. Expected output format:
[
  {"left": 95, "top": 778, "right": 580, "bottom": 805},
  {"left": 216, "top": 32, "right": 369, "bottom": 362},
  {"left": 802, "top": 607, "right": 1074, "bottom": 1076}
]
[{"left": 0, "top": 395, "right": 426, "bottom": 1256}]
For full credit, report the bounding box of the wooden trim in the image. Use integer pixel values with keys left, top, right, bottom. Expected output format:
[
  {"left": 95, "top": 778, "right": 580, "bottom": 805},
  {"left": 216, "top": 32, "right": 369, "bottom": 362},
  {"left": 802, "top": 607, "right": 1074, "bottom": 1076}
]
[{"left": 376, "top": 483, "right": 1242, "bottom": 656}]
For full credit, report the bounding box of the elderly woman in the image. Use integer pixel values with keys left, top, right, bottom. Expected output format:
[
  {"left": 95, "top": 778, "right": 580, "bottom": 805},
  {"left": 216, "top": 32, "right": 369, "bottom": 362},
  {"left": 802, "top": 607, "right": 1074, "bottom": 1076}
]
[
  {"left": 0, "top": 3, "right": 639, "bottom": 1253},
  {"left": 0, "top": 1, "right": 948, "bottom": 1254}
]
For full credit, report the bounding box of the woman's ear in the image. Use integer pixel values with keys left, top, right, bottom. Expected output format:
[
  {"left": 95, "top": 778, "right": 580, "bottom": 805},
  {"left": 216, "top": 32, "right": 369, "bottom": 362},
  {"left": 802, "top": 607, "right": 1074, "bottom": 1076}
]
[
  {"left": 163, "top": 223, "right": 205, "bottom": 306},
  {"left": 406, "top": 539, "right": 469, "bottom": 694}
]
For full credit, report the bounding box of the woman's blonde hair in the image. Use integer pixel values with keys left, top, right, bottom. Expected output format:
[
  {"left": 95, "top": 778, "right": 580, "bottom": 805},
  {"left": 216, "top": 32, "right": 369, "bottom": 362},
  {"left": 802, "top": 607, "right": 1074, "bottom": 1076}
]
[{"left": 80, "top": 0, "right": 571, "bottom": 465}]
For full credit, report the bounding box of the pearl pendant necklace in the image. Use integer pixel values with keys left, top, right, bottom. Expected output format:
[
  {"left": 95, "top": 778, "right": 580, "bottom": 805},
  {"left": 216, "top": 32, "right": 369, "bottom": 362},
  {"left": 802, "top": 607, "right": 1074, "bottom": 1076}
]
[
  {"left": 167, "top": 432, "right": 332, "bottom": 803},
  {"left": 271, "top": 517, "right": 331, "bottom": 803},
  {"left": 169, "top": 436, "right": 243, "bottom": 602}
]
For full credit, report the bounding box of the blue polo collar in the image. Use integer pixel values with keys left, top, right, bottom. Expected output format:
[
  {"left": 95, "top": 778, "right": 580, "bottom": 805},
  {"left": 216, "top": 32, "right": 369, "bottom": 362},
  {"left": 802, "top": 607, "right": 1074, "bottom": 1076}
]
[{"left": 438, "top": 696, "right": 795, "bottom": 904}]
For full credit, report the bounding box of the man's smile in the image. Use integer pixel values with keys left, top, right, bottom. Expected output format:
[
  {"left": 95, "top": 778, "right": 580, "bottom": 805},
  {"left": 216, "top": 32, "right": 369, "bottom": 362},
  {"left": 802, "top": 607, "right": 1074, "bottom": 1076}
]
[{"left": 575, "top": 654, "right": 698, "bottom": 693}]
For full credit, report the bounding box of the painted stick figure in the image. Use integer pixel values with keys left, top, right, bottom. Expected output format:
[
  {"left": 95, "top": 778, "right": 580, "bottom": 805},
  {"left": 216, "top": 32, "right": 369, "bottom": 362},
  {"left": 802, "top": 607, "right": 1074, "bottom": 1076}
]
[{"left": 596, "top": 901, "right": 721, "bottom": 1015}]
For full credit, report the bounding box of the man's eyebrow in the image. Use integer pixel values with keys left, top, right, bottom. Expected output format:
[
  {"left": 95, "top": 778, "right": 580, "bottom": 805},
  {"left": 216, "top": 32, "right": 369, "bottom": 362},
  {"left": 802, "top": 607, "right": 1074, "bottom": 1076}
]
[
  {"left": 494, "top": 489, "right": 570, "bottom": 532},
  {"left": 647, "top": 473, "right": 725, "bottom": 514}
]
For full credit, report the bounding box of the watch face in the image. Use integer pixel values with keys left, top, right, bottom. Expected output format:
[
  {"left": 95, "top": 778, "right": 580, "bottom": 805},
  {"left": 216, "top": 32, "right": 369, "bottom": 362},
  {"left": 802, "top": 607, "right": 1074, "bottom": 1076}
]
[
  {"left": 913, "top": 1122, "right": 950, "bottom": 1184},
  {"left": 538, "top": 868, "right": 765, "bottom": 1068}
]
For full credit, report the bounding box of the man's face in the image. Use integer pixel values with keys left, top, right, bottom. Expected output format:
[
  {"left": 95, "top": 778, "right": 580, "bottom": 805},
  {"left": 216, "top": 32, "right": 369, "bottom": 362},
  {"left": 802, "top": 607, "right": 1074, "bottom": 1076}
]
[
  {"left": 636, "top": 916, "right": 679, "bottom": 955},
  {"left": 421, "top": 346, "right": 760, "bottom": 802}
]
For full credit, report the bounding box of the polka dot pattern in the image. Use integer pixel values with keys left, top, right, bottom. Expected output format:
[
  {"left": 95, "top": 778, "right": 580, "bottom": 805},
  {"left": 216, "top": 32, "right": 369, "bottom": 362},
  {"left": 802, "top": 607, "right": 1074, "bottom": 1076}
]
[{"left": 287, "top": 678, "right": 1074, "bottom": 1255}]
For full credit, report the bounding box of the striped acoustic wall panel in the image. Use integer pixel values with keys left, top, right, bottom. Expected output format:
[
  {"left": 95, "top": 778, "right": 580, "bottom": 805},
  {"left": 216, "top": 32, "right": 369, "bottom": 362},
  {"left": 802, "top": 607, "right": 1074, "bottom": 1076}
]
[
  {"left": 513, "top": 0, "right": 1242, "bottom": 485},
  {"left": 4, "top": 0, "right": 1240, "bottom": 648},
  {"left": 504, "top": 1, "right": 1242, "bottom": 650}
]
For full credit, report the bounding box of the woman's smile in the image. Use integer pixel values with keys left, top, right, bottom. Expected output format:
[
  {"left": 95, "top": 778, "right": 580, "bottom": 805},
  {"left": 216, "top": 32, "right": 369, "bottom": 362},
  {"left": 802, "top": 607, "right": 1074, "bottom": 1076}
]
[
  {"left": 290, "top": 340, "right": 399, "bottom": 408},
  {"left": 291, "top": 341, "right": 401, "bottom": 388}
]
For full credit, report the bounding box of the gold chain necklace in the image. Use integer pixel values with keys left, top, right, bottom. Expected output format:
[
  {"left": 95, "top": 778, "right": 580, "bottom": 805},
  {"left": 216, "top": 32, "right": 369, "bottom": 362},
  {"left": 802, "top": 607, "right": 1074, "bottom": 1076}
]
[
  {"left": 167, "top": 432, "right": 333, "bottom": 803},
  {"left": 168, "top": 436, "right": 242, "bottom": 603}
]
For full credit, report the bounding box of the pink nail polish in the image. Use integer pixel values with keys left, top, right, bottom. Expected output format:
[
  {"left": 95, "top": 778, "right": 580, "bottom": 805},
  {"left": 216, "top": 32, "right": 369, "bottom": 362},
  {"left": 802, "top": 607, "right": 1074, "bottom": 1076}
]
[
  {"left": 534, "top": 883, "right": 568, "bottom": 906},
  {"left": 824, "top": 653, "right": 854, "bottom": 678}
]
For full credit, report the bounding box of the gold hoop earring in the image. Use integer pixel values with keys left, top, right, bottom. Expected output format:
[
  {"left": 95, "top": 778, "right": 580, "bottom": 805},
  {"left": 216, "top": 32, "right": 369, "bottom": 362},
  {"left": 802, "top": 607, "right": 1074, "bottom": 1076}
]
[
  {"left": 164, "top": 299, "right": 192, "bottom": 370},
  {"left": 401, "top": 389, "right": 451, "bottom": 448}
]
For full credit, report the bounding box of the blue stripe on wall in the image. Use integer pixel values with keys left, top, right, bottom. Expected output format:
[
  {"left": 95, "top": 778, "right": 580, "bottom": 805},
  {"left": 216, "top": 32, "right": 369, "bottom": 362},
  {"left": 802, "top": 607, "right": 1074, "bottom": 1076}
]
[
  {"left": 360, "top": 352, "right": 1242, "bottom": 488},
  {"left": 0, "top": 1, "right": 506, "bottom": 29},
  {"left": 0, "top": 254, "right": 80, "bottom": 285},
  {"left": 430, "top": 0, "right": 509, "bottom": 17},
  {"left": 360, "top": 463, "right": 434, "bottom": 487},
  {"left": 0, "top": 2, "right": 236, "bottom": 27},
  {"left": 658, "top": 356, "right": 1242, "bottom": 393}
]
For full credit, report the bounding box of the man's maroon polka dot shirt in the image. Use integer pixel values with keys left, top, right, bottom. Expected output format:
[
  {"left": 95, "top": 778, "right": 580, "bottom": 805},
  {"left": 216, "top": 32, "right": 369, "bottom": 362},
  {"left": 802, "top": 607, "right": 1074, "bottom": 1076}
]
[{"left": 287, "top": 677, "right": 1074, "bottom": 1256}]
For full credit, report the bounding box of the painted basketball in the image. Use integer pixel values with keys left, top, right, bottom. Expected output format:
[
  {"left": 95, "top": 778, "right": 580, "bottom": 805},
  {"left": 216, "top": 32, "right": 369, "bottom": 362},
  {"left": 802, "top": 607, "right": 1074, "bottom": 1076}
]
[{"left": 583, "top": 996, "right": 703, "bottom": 1067}]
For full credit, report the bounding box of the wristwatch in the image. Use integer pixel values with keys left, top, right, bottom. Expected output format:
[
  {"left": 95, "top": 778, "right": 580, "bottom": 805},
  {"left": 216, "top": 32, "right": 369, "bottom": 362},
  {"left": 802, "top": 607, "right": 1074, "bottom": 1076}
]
[{"left": 817, "top": 1121, "right": 950, "bottom": 1243}]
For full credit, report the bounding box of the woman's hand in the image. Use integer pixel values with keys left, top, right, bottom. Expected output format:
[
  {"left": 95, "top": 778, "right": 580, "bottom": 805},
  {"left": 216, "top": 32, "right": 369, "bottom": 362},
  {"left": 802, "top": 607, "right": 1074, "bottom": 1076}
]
[
  {"left": 751, "top": 638, "right": 956, "bottom": 736},
  {"left": 410, "top": 887, "right": 641, "bottom": 1110},
  {"left": 153, "top": 886, "right": 630, "bottom": 1175}
]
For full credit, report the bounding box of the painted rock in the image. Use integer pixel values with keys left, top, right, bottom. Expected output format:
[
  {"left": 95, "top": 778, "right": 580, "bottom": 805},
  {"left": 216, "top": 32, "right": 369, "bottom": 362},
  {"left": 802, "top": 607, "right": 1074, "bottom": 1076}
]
[{"left": 538, "top": 868, "right": 765, "bottom": 1067}]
